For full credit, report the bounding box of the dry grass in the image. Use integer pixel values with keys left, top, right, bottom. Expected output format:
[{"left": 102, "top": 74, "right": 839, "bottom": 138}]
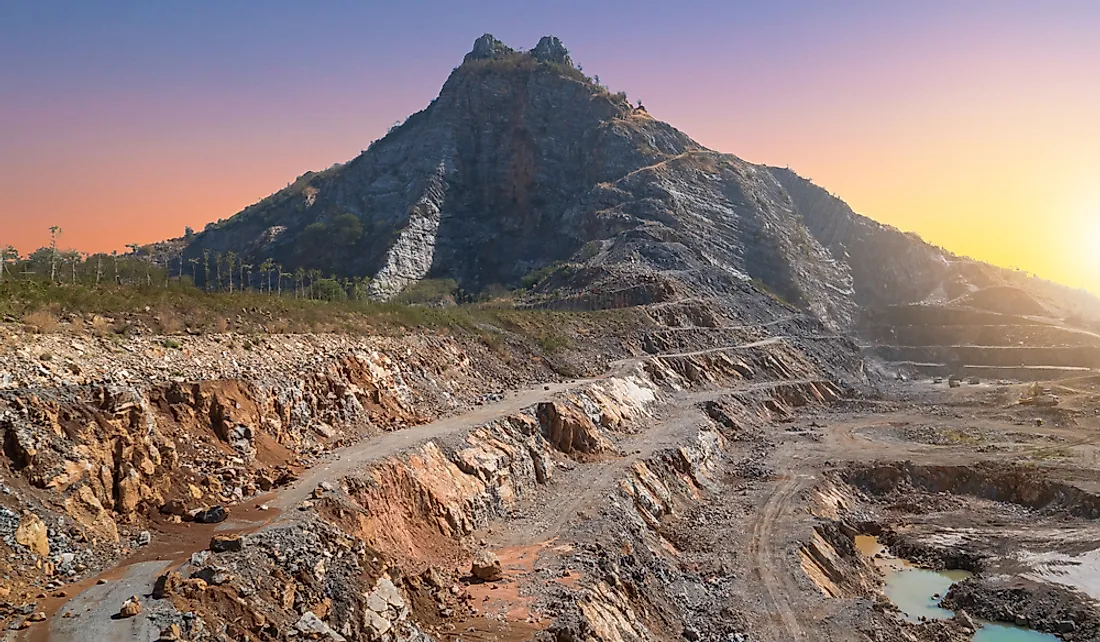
[
  {"left": 90, "top": 315, "right": 111, "bottom": 337},
  {"left": 23, "top": 310, "right": 59, "bottom": 334},
  {"left": 156, "top": 310, "right": 185, "bottom": 335}
]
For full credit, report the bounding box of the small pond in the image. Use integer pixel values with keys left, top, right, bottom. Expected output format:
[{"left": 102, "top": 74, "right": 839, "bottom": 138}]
[{"left": 855, "top": 536, "right": 1059, "bottom": 642}]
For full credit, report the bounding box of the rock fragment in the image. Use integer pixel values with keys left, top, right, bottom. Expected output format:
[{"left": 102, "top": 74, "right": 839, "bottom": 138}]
[
  {"left": 471, "top": 550, "right": 503, "bottom": 582},
  {"left": 119, "top": 596, "right": 143, "bottom": 618}
]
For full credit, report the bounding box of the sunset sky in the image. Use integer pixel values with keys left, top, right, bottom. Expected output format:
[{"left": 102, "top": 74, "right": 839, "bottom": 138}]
[{"left": 2, "top": 1, "right": 1098, "bottom": 291}]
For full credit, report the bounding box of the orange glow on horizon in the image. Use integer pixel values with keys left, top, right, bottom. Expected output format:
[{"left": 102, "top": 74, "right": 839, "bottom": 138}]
[{"left": 2, "top": 4, "right": 1099, "bottom": 295}]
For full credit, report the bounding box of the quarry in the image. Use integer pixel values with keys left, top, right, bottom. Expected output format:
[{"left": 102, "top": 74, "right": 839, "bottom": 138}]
[{"left": 2, "top": 33, "right": 1100, "bottom": 642}]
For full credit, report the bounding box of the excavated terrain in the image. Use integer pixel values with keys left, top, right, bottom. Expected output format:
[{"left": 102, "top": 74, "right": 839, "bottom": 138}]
[
  {"left": 4, "top": 290, "right": 1100, "bottom": 642},
  {"left": 7, "top": 30, "right": 1100, "bottom": 642}
]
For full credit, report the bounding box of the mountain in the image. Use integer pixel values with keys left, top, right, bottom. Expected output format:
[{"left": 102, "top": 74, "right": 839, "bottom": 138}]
[{"left": 181, "top": 34, "right": 1100, "bottom": 334}]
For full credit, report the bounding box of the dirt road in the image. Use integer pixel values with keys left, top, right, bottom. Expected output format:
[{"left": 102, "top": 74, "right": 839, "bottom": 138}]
[{"left": 751, "top": 474, "right": 810, "bottom": 639}]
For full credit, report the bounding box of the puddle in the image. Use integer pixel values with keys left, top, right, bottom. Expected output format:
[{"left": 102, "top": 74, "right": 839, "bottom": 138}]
[{"left": 856, "top": 536, "right": 1058, "bottom": 642}]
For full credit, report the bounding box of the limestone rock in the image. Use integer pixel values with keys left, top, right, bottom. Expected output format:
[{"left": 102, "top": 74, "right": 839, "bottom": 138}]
[
  {"left": 15, "top": 512, "right": 49, "bottom": 556},
  {"left": 471, "top": 550, "right": 503, "bottom": 582},
  {"left": 464, "top": 33, "right": 512, "bottom": 62},
  {"left": 536, "top": 401, "right": 612, "bottom": 456},
  {"left": 295, "top": 611, "right": 346, "bottom": 641},
  {"left": 119, "top": 595, "right": 143, "bottom": 618},
  {"left": 531, "top": 36, "right": 571, "bottom": 65}
]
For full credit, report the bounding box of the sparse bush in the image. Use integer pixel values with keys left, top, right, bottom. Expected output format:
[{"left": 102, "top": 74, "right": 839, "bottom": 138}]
[
  {"left": 157, "top": 311, "right": 185, "bottom": 335},
  {"left": 393, "top": 279, "right": 460, "bottom": 305},
  {"left": 520, "top": 264, "right": 561, "bottom": 290},
  {"left": 163, "top": 338, "right": 181, "bottom": 349},
  {"left": 90, "top": 315, "right": 111, "bottom": 337},
  {"left": 23, "top": 310, "right": 59, "bottom": 334}
]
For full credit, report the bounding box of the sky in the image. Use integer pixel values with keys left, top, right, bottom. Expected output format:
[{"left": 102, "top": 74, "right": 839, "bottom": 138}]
[{"left": 2, "top": 1, "right": 1099, "bottom": 291}]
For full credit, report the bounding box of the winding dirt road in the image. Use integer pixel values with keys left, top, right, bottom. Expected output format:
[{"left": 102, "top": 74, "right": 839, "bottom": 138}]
[{"left": 33, "top": 336, "right": 795, "bottom": 642}]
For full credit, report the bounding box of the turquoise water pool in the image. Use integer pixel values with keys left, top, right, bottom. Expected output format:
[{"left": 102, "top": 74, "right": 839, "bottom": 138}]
[{"left": 857, "top": 536, "right": 1059, "bottom": 642}]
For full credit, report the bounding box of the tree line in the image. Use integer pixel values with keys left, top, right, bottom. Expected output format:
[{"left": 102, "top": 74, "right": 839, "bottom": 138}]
[{"left": 1, "top": 226, "right": 374, "bottom": 302}]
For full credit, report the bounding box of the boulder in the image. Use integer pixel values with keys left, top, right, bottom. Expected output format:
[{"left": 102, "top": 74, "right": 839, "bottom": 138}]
[
  {"left": 210, "top": 534, "right": 243, "bottom": 553},
  {"left": 536, "top": 401, "right": 612, "bottom": 456},
  {"left": 15, "top": 513, "right": 49, "bottom": 556},
  {"left": 119, "top": 596, "right": 143, "bottom": 618},
  {"left": 191, "top": 566, "right": 232, "bottom": 586},
  {"left": 471, "top": 550, "right": 503, "bottom": 582},
  {"left": 193, "top": 505, "right": 228, "bottom": 524},
  {"left": 295, "top": 611, "right": 346, "bottom": 641}
]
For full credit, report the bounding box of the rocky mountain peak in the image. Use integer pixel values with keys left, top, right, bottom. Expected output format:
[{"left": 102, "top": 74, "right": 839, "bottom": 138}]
[
  {"left": 462, "top": 34, "right": 573, "bottom": 68},
  {"left": 531, "top": 35, "right": 572, "bottom": 65},
  {"left": 463, "top": 33, "right": 514, "bottom": 63}
]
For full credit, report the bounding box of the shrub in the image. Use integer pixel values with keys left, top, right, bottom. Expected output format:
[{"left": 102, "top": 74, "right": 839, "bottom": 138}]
[
  {"left": 90, "top": 315, "right": 111, "bottom": 337},
  {"left": 23, "top": 310, "right": 59, "bottom": 334},
  {"left": 393, "top": 279, "right": 459, "bottom": 305}
]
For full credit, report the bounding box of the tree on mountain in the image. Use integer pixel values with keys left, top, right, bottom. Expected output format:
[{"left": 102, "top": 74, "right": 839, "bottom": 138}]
[{"left": 308, "top": 269, "right": 322, "bottom": 299}]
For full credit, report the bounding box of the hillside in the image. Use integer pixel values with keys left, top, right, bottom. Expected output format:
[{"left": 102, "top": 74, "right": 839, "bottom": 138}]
[{"left": 182, "top": 34, "right": 1100, "bottom": 339}]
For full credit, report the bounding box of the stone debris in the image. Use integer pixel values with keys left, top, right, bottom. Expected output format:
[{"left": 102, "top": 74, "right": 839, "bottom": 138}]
[
  {"left": 295, "top": 611, "right": 346, "bottom": 641},
  {"left": 119, "top": 595, "right": 143, "bottom": 618},
  {"left": 209, "top": 534, "right": 243, "bottom": 553}
]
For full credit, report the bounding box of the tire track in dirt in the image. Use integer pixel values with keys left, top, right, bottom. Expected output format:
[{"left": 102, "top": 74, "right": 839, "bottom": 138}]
[{"left": 751, "top": 474, "right": 807, "bottom": 640}]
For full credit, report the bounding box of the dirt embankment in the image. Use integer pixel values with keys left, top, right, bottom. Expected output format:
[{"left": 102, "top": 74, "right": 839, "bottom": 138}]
[{"left": 0, "top": 330, "right": 565, "bottom": 628}]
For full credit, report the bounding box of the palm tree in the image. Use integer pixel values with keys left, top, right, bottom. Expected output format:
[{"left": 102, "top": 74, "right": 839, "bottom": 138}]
[
  {"left": 188, "top": 257, "right": 200, "bottom": 285},
  {"left": 48, "top": 225, "right": 62, "bottom": 282},
  {"left": 214, "top": 252, "right": 222, "bottom": 292},
  {"left": 294, "top": 267, "right": 305, "bottom": 298},
  {"left": 259, "top": 259, "right": 275, "bottom": 293},
  {"left": 125, "top": 243, "right": 141, "bottom": 286},
  {"left": 202, "top": 250, "right": 212, "bottom": 291},
  {"left": 112, "top": 250, "right": 120, "bottom": 284},
  {"left": 225, "top": 251, "right": 236, "bottom": 293}
]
